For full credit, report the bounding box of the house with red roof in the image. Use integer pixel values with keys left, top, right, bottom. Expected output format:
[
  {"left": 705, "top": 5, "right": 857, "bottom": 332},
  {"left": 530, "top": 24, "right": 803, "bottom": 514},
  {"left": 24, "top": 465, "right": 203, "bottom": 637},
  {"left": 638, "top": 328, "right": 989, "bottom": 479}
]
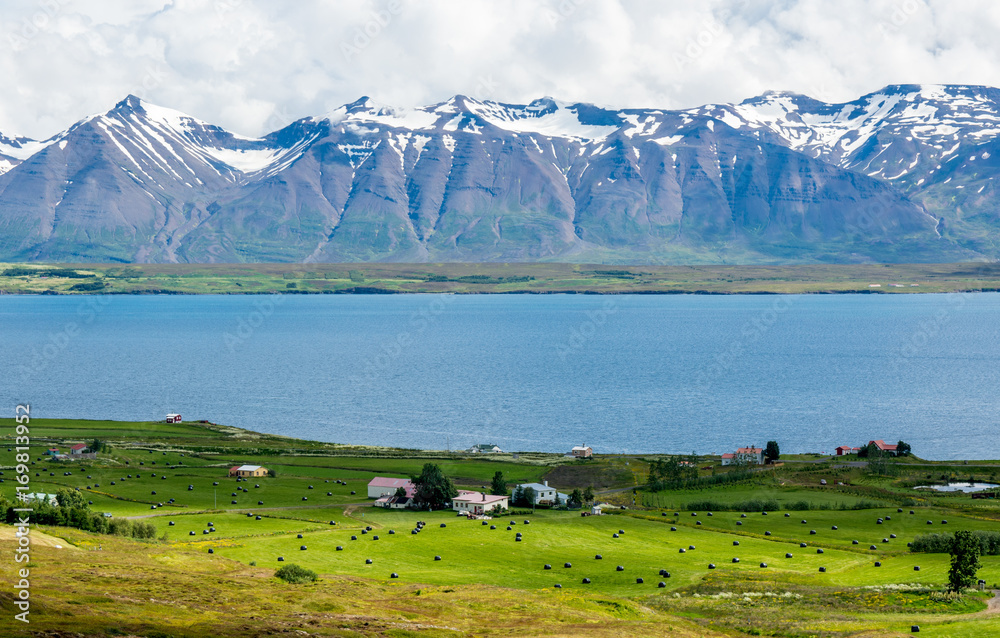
[
  {"left": 70, "top": 444, "right": 88, "bottom": 455},
  {"left": 367, "top": 477, "right": 416, "bottom": 499},
  {"left": 452, "top": 491, "right": 509, "bottom": 515},
  {"left": 869, "top": 440, "right": 898, "bottom": 453},
  {"left": 835, "top": 446, "right": 861, "bottom": 456},
  {"left": 720, "top": 453, "right": 736, "bottom": 466}
]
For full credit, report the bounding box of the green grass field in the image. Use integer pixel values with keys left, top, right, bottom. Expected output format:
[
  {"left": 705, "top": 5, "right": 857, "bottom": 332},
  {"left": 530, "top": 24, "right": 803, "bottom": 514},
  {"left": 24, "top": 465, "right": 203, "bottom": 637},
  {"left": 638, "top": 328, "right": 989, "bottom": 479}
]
[
  {"left": 4, "top": 261, "right": 1000, "bottom": 294},
  {"left": 3, "top": 418, "right": 1000, "bottom": 636}
]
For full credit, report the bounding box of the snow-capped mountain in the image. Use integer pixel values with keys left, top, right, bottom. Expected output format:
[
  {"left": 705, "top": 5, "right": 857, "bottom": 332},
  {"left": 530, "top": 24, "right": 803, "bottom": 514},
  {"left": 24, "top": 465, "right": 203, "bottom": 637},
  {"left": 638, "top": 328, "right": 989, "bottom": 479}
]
[{"left": 0, "top": 86, "right": 995, "bottom": 263}]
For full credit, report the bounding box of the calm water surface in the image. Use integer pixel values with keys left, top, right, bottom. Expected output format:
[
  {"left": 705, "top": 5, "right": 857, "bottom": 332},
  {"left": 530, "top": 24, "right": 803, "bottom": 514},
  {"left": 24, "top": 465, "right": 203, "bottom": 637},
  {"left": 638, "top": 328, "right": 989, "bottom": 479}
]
[{"left": 2, "top": 293, "right": 998, "bottom": 459}]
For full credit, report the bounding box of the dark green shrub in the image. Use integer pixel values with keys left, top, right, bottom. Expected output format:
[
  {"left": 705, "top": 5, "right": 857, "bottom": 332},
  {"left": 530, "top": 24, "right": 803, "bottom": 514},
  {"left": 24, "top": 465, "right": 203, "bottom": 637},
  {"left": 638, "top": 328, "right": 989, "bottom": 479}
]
[{"left": 275, "top": 564, "right": 317, "bottom": 584}]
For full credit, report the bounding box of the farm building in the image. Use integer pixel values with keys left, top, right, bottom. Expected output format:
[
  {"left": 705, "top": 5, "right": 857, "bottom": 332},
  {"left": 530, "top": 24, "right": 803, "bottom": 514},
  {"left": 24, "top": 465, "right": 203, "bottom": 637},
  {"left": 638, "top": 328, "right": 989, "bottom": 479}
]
[
  {"left": 228, "top": 465, "right": 268, "bottom": 478},
  {"left": 836, "top": 446, "right": 861, "bottom": 456},
  {"left": 869, "top": 440, "right": 898, "bottom": 454},
  {"left": 513, "top": 481, "right": 567, "bottom": 506},
  {"left": 452, "top": 491, "right": 509, "bottom": 515},
  {"left": 70, "top": 444, "right": 88, "bottom": 455},
  {"left": 375, "top": 495, "right": 413, "bottom": 509},
  {"left": 570, "top": 445, "right": 593, "bottom": 458},
  {"left": 467, "top": 443, "right": 503, "bottom": 454},
  {"left": 726, "top": 446, "right": 765, "bottom": 465},
  {"left": 165, "top": 413, "right": 182, "bottom": 423},
  {"left": 367, "top": 477, "right": 416, "bottom": 499},
  {"left": 45, "top": 448, "right": 60, "bottom": 456},
  {"left": 720, "top": 453, "right": 735, "bottom": 465},
  {"left": 24, "top": 493, "right": 58, "bottom": 506}
]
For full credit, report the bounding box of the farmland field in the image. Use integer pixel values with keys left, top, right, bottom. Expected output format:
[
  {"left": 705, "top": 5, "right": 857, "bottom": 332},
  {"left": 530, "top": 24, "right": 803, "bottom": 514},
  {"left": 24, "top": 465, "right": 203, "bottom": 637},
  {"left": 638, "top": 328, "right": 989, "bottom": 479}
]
[{"left": 3, "top": 418, "right": 1000, "bottom": 637}]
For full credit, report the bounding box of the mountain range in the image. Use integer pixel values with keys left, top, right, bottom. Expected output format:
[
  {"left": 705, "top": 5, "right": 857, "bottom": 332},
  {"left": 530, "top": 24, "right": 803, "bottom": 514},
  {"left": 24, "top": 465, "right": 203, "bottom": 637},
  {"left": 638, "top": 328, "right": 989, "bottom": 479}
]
[{"left": 1, "top": 84, "right": 999, "bottom": 264}]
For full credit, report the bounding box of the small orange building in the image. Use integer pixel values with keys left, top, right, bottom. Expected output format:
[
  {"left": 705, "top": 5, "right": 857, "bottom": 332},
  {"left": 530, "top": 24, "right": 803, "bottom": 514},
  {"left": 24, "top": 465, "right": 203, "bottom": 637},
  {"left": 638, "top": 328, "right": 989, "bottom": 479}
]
[{"left": 229, "top": 465, "right": 268, "bottom": 478}]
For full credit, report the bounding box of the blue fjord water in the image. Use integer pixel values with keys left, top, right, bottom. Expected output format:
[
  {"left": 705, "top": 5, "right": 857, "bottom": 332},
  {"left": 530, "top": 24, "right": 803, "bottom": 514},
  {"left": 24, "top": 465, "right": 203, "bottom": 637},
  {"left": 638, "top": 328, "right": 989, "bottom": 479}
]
[{"left": 1, "top": 293, "right": 998, "bottom": 460}]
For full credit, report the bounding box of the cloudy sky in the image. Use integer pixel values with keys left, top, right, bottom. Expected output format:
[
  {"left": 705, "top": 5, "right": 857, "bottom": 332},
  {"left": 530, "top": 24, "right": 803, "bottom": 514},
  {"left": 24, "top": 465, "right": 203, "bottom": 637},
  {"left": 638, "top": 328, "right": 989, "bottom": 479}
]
[{"left": 3, "top": 0, "right": 1000, "bottom": 139}]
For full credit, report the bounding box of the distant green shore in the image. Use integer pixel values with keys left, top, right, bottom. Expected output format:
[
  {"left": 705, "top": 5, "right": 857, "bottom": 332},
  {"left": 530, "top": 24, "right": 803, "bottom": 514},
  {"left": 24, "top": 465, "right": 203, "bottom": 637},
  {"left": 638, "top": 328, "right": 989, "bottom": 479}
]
[{"left": 3, "top": 261, "right": 1000, "bottom": 295}]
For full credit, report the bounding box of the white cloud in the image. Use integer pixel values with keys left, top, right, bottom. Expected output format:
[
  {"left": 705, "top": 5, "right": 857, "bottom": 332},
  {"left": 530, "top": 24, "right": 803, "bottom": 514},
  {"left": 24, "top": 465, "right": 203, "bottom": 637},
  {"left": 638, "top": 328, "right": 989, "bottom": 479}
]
[{"left": 2, "top": 0, "right": 1000, "bottom": 139}]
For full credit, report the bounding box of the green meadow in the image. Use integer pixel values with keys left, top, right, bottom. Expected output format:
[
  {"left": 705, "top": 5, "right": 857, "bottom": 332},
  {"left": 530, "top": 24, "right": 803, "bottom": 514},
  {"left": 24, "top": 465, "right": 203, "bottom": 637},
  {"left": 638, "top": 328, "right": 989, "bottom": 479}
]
[{"left": 2, "top": 418, "right": 1000, "bottom": 637}]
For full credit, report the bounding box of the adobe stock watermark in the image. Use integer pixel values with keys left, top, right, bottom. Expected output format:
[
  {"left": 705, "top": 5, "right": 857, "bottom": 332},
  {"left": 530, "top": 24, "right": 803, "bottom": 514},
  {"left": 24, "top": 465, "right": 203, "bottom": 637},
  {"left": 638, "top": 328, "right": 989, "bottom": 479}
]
[
  {"left": 674, "top": 2, "right": 748, "bottom": 71},
  {"left": 341, "top": 0, "right": 408, "bottom": 62},
  {"left": 8, "top": 0, "right": 69, "bottom": 52},
  {"left": 555, "top": 299, "right": 619, "bottom": 360},
  {"left": 545, "top": 0, "right": 588, "bottom": 26},
  {"left": 693, "top": 296, "right": 794, "bottom": 394},
  {"left": 223, "top": 294, "right": 286, "bottom": 353},
  {"left": 878, "top": 0, "right": 928, "bottom": 39},
  {"left": 350, "top": 294, "right": 456, "bottom": 388},
  {"left": 12, "top": 404, "right": 33, "bottom": 624},
  {"left": 16, "top": 297, "right": 112, "bottom": 383}
]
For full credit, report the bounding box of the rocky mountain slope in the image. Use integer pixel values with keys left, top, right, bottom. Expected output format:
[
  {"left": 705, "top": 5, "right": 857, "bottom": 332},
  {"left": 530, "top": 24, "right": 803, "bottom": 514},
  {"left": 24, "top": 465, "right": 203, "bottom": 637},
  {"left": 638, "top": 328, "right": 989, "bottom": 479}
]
[{"left": 0, "top": 85, "right": 996, "bottom": 264}]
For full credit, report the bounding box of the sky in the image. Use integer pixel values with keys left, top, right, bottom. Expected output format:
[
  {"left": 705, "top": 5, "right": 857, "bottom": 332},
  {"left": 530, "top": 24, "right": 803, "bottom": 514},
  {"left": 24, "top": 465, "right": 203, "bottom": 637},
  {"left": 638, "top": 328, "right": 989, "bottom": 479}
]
[{"left": 3, "top": 0, "right": 1000, "bottom": 139}]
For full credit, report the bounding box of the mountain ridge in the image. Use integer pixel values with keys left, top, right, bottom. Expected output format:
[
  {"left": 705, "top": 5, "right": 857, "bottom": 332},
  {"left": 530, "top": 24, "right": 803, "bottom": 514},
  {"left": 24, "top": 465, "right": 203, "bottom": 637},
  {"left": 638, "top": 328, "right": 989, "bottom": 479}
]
[{"left": 0, "top": 84, "right": 996, "bottom": 264}]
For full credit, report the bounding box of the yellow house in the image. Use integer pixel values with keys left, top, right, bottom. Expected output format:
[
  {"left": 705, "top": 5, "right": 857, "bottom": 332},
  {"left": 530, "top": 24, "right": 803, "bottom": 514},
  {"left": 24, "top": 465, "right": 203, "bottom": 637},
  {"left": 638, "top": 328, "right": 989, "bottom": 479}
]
[{"left": 229, "top": 465, "right": 268, "bottom": 478}]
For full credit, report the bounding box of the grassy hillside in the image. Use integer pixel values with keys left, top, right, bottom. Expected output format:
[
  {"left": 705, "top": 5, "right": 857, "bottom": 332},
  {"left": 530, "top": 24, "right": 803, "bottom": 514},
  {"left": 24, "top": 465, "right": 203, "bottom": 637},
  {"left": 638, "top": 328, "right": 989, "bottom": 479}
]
[
  {"left": 3, "top": 261, "right": 1000, "bottom": 294},
  {"left": 2, "top": 419, "right": 1000, "bottom": 636}
]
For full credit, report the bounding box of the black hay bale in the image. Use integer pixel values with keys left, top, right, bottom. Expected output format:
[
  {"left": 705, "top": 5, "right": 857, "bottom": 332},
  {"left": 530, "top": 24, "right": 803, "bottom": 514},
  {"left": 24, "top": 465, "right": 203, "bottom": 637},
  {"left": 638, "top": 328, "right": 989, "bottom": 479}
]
[
  {"left": 515, "top": 537, "right": 522, "bottom": 542},
  {"left": 595, "top": 554, "right": 602, "bottom": 560},
  {"left": 914, "top": 566, "right": 921, "bottom": 571},
  {"left": 208, "top": 548, "right": 214, "bottom": 554},
  {"left": 482, "top": 521, "right": 488, "bottom": 525},
  {"left": 732, "top": 558, "right": 740, "bottom": 563},
  {"left": 189, "top": 531, "right": 195, "bottom": 536},
  {"left": 616, "top": 565, "right": 624, "bottom": 572},
  {"left": 351, "top": 535, "right": 358, "bottom": 541},
  {"left": 910, "top": 510, "right": 915, "bottom": 514},
  {"left": 832, "top": 526, "right": 838, "bottom": 530},
  {"left": 874, "top": 561, "right": 882, "bottom": 567},
  {"left": 232, "top": 500, "right": 237, "bottom": 504},
  {"left": 388, "top": 529, "right": 394, "bottom": 534},
  {"left": 786, "top": 553, "right": 794, "bottom": 558},
  {"left": 308, "top": 485, "right": 313, "bottom": 489},
  {"left": 853, "top": 540, "right": 859, "bottom": 545},
  {"left": 801, "top": 520, "right": 807, "bottom": 524},
  {"left": 524, "top": 520, "right": 530, "bottom": 525},
  {"left": 760, "top": 563, "right": 768, "bottom": 568},
  {"left": 618, "top": 529, "right": 624, "bottom": 534},
  {"left": 784, "top": 513, "right": 790, "bottom": 517},
  {"left": 297, "top": 534, "right": 303, "bottom": 539},
  {"left": 688, "top": 545, "right": 695, "bottom": 550},
  {"left": 168, "top": 521, "right": 175, "bottom": 526},
  {"left": 390, "top": 573, "right": 398, "bottom": 578},
  {"left": 361, "top": 530, "right": 367, "bottom": 535},
  {"left": 708, "top": 564, "right": 716, "bottom": 569},
  {"left": 670, "top": 527, "right": 677, "bottom": 531},
  {"left": 765, "top": 531, "right": 771, "bottom": 536},
  {"left": 696, "top": 521, "right": 702, "bottom": 526},
  {"left": 327, "top": 492, "right": 332, "bottom": 496},
  {"left": 151, "top": 491, "right": 156, "bottom": 495},
  {"left": 612, "top": 533, "right": 619, "bottom": 538},
  {"left": 800, "top": 543, "right": 808, "bottom": 548},
  {"left": 277, "top": 557, "right": 284, "bottom": 561},
  {"left": 891, "top": 534, "right": 897, "bottom": 539},
  {"left": 898, "top": 508, "right": 904, "bottom": 513},
  {"left": 412, "top": 530, "right": 418, "bottom": 535},
  {"left": 582, "top": 578, "right": 591, "bottom": 584},
  {"left": 336, "top": 546, "right": 343, "bottom": 551},
  {"left": 942, "top": 520, "right": 948, "bottom": 524},
  {"left": 302, "top": 497, "right": 308, "bottom": 501},
  {"left": 870, "top": 545, "right": 878, "bottom": 550},
  {"left": 365, "top": 559, "right": 373, "bottom": 564},
  {"left": 883, "top": 538, "right": 890, "bottom": 543},
  {"left": 819, "top": 566, "right": 827, "bottom": 572},
  {"left": 300, "top": 546, "right": 307, "bottom": 550},
  {"left": 912, "top": 627, "right": 920, "bottom": 633},
  {"left": 544, "top": 564, "right": 552, "bottom": 570},
  {"left": 817, "top": 549, "right": 824, "bottom": 554},
  {"left": 636, "top": 578, "right": 644, "bottom": 584},
  {"left": 810, "top": 530, "right": 817, "bottom": 535},
  {"left": 877, "top": 518, "right": 884, "bottom": 524},
  {"left": 440, "top": 523, "right": 446, "bottom": 528},
  {"left": 255, "top": 516, "right": 262, "bottom": 520},
  {"left": 554, "top": 584, "right": 562, "bottom": 588},
  {"left": 490, "top": 525, "right": 496, "bottom": 530},
  {"left": 733, "top": 541, "right": 740, "bottom": 546},
  {"left": 564, "top": 563, "right": 572, "bottom": 568},
  {"left": 736, "top": 521, "right": 742, "bottom": 526},
  {"left": 658, "top": 581, "right": 666, "bottom": 588},
  {"left": 373, "top": 535, "right": 379, "bottom": 540},
  {"left": 351, "top": 491, "right": 356, "bottom": 495},
  {"left": 679, "top": 548, "right": 686, "bottom": 553},
  {"left": 434, "top": 555, "right": 441, "bottom": 561},
  {"left": 258, "top": 501, "right": 264, "bottom": 505},
  {"left": 707, "top": 512, "right": 713, "bottom": 517},
  {"left": 507, "top": 526, "right": 512, "bottom": 531}
]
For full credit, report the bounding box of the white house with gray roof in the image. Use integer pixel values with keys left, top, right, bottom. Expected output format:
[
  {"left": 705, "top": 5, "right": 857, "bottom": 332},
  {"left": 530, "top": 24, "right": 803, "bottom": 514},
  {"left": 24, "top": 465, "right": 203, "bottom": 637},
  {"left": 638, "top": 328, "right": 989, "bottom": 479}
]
[{"left": 512, "top": 481, "right": 567, "bottom": 506}]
